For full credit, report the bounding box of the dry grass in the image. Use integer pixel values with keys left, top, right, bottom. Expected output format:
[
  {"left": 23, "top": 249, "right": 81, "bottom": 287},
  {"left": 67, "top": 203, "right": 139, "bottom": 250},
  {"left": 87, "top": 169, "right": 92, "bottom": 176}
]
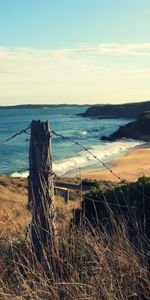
[
  {"left": 0, "top": 175, "right": 80, "bottom": 240},
  {"left": 0, "top": 175, "right": 150, "bottom": 299},
  {"left": 1, "top": 226, "right": 150, "bottom": 299},
  {"left": 55, "top": 195, "right": 81, "bottom": 231},
  {"left": 0, "top": 175, "right": 29, "bottom": 240}
]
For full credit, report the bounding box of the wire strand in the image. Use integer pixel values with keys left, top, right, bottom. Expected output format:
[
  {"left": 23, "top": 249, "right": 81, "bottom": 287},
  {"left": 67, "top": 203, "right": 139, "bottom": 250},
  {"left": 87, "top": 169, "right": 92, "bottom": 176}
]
[
  {"left": 51, "top": 130, "right": 122, "bottom": 182},
  {"left": 0, "top": 124, "right": 149, "bottom": 201},
  {"left": 0, "top": 123, "right": 31, "bottom": 144},
  {"left": 51, "top": 130, "right": 150, "bottom": 201}
]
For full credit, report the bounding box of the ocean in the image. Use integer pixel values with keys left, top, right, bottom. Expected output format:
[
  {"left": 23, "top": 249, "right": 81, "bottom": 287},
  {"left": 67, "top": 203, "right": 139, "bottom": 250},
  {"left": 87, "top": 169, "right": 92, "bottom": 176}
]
[{"left": 0, "top": 106, "right": 144, "bottom": 178}]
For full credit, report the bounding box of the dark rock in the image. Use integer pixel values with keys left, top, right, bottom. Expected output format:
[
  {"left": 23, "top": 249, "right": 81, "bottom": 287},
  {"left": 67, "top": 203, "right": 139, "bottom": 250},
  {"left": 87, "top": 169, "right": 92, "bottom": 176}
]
[{"left": 101, "top": 111, "right": 150, "bottom": 142}]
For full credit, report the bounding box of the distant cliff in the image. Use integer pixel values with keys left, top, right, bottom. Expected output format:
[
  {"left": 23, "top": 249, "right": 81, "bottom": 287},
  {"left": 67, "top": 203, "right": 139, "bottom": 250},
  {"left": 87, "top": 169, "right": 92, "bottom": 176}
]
[
  {"left": 81, "top": 101, "right": 150, "bottom": 119},
  {"left": 101, "top": 112, "right": 150, "bottom": 142}
]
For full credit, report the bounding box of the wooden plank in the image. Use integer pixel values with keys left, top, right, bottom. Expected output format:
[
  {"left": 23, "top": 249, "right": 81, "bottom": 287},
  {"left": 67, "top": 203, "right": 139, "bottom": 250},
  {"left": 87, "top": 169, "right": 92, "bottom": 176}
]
[{"left": 54, "top": 186, "right": 70, "bottom": 203}]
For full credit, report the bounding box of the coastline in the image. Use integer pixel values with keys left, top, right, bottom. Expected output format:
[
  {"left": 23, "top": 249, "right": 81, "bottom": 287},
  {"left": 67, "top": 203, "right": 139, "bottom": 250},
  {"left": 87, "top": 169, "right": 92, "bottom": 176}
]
[
  {"left": 81, "top": 143, "right": 150, "bottom": 182},
  {"left": 10, "top": 141, "right": 148, "bottom": 181}
]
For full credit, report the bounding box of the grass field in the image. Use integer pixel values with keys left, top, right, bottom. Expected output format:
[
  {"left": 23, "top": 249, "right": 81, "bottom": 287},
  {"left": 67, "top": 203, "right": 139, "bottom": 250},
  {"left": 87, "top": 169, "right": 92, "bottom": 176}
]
[{"left": 0, "top": 175, "right": 150, "bottom": 299}]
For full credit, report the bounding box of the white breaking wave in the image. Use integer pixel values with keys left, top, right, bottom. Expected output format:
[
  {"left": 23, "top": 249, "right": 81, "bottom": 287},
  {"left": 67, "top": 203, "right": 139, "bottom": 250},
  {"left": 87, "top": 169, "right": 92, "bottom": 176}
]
[
  {"left": 11, "top": 139, "right": 144, "bottom": 178},
  {"left": 53, "top": 140, "right": 144, "bottom": 175},
  {"left": 11, "top": 171, "right": 29, "bottom": 178},
  {"left": 79, "top": 131, "right": 87, "bottom": 136}
]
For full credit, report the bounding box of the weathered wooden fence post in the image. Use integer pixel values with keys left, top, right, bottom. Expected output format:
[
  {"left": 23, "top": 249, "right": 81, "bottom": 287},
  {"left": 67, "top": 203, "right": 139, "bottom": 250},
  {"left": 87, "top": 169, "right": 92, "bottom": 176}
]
[{"left": 28, "top": 120, "right": 56, "bottom": 260}]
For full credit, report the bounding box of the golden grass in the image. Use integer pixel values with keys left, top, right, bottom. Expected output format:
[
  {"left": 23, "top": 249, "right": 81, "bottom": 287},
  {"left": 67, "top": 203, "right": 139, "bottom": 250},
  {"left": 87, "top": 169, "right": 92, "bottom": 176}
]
[
  {"left": 1, "top": 226, "right": 150, "bottom": 299},
  {"left": 0, "top": 175, "right": 150, "bottom": 299},
  {"left": 0, "top": 175, "right": 80, "bottom": 240},
  {"left": 0, "top": 175, "right": 29, "bottom": 240}
]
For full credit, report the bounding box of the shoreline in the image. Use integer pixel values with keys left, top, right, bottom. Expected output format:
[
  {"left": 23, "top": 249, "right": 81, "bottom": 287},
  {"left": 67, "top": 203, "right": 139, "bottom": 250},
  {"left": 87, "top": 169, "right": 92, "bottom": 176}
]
[
  {"left": 81, "top": 143, "right": 150, "bottom": 182},
  {"left": 6, "top": 141, "right": 150, "bottom": 183}
]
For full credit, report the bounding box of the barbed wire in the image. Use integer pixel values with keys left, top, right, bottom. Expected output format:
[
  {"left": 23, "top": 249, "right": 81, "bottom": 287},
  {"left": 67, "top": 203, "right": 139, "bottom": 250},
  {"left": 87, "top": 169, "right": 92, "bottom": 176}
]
[
  {"left": 0, "top": 123, "right": 134, "bottom": 184},
  {"left": 0, "top": 124, "right": 149, "bottom": 201},
  {"left": 0, "top": 123, "right": 31, "bottom": 144},
  {"left": 51, "top": 130, "right": 123, "bottom": 182},
  {"left": 51, "top": 130, "right": 150, "bottom": 201}
]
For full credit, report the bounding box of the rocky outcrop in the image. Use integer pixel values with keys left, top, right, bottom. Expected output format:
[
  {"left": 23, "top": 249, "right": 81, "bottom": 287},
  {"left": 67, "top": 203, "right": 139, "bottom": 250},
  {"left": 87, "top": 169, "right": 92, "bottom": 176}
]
[
  {"left": 101, "top": 112, "right": 150, "bottom": 142},
  {"left": 81, "top": 101, "right": 150, "bottom": 119}
]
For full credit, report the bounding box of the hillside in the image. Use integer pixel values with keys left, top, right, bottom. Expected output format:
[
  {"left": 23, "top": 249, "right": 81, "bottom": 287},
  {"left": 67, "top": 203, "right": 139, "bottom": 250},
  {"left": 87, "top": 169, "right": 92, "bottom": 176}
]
[
  {"left": 0, "top": 175, "right": 82, "bottom": 239},
  {"left": 1, "top": 175, "right": 150, "bottom": 299},
  {"left": 81, "top": 101, "right": 150, "bottom": 119}
]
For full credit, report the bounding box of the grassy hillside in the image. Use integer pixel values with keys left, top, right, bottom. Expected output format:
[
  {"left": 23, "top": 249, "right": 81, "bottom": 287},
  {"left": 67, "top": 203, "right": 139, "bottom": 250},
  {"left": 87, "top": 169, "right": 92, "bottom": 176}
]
[{"left": 1, "top": 175, "right": 150, "bottom": 299}]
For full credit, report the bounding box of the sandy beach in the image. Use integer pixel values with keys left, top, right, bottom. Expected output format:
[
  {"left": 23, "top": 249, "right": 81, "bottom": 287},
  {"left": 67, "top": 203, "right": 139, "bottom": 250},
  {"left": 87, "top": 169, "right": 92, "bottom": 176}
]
[{"left": 82, "top": 146, "right": 150, "bottom": 182}]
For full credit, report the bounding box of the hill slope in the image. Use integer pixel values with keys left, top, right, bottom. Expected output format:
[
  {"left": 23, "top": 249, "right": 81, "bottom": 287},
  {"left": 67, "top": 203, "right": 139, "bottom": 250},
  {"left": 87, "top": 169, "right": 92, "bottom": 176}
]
[{"left": 81, "top": 101, "right": 150, "bottom": 119}]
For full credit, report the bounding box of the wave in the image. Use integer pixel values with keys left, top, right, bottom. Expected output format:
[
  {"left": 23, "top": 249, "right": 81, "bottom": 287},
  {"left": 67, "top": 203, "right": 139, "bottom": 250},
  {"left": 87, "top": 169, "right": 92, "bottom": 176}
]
[
  {"left": 11, "top": 139, "right": 144, "bottom": 178},
  {"left": 53, "top": 140, "right": 144, "bottom": 176},
  {"left": 11, "top": 171, "right": 29, "bottom": 178},
  {"left": 79, "top": 130, "right": 87, "bottom": 136}
]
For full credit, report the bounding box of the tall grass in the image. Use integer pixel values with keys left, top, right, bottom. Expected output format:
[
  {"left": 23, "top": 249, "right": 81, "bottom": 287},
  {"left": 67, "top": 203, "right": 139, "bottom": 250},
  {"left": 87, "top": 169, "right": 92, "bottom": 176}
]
[
  {"left": 1, "top": 223, "right": 150, "bottom": 298},
  {"left": 1, "top": 179, "right": 150, "bottom": 299}
]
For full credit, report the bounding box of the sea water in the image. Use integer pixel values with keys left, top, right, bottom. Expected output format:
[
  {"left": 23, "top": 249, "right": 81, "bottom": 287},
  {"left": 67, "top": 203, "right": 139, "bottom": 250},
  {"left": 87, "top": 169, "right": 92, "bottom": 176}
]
[{"left": 0, "top": 106, "right": 144, "bottom": 177}]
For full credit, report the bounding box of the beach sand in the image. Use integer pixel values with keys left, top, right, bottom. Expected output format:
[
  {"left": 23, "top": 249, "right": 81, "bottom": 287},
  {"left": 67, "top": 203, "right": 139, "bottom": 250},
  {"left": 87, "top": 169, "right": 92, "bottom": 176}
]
[{"left": 82, "top": 146, "right": 150, "bottom": 182}]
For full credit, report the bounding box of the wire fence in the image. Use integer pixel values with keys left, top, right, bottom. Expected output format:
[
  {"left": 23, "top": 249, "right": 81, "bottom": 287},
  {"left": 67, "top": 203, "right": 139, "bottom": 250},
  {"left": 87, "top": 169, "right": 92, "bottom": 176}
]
[
  {"left": 0, "top": 124, "right": 31, "bottom": 144},
  {"left": 0, "top": 124, "right": 125, "bottom": 182},
  {"left": 51, "top": 130, "right": 123, "bottom": 182},
  {"left": 0, "top": 122, "right": 149, "bottom": 202}
]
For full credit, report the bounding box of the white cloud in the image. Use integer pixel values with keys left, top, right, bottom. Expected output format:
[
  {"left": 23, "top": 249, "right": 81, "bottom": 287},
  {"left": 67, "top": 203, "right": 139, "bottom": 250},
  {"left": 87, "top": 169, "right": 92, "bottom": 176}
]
[
  {"left": 0, "top": 43, "right": 150, "bottom": 104},
  {"left": 46, "top": 43, "right": 150, "bottom": 57}
]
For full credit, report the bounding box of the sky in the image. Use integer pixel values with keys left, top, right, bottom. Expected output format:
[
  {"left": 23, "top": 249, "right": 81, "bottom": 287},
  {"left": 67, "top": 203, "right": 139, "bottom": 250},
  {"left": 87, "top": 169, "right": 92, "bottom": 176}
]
[{"left": 0, "top": 0, "right": 150, "bottom": 105}]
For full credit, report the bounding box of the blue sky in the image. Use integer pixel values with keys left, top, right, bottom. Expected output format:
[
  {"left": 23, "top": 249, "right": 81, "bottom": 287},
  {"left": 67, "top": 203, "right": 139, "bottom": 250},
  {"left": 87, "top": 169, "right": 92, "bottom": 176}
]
[{"left": 0, "top": 0, "right": 150, "bottom": 105}]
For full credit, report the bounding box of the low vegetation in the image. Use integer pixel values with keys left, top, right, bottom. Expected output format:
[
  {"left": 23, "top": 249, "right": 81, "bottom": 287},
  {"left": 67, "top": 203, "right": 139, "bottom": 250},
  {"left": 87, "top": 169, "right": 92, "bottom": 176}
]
[{"left": 1, "top": 175, "right": 150, "bottom": 299}]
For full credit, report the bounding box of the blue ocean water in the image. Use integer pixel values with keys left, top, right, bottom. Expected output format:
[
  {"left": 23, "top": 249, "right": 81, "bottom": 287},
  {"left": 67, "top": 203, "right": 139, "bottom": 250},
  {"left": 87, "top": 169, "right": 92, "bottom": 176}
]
[{"left": 0, "top": 106, "right": 143, "bottom": 177}]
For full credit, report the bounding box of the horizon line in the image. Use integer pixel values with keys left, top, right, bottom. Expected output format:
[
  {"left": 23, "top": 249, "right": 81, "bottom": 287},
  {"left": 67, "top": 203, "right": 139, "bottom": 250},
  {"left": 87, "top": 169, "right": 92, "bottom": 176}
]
[{"left": 0, "top": 99, "right": 150, "bottom": 108}]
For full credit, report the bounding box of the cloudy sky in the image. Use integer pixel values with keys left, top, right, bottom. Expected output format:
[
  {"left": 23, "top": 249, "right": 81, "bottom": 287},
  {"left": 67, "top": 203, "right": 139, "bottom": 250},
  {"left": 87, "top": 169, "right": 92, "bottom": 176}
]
[{"left": 0, "top": 0, "right": 150, "bottom": 105}]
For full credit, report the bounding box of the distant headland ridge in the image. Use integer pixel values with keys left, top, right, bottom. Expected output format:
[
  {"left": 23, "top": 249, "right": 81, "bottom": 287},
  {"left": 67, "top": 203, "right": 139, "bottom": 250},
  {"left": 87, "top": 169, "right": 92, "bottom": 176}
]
[
  {"left": 0, "top": 104, "right": 90, "bottom": 109},
  {"left": 81, "top": 100, "right": 150, "bottom": 119}
]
